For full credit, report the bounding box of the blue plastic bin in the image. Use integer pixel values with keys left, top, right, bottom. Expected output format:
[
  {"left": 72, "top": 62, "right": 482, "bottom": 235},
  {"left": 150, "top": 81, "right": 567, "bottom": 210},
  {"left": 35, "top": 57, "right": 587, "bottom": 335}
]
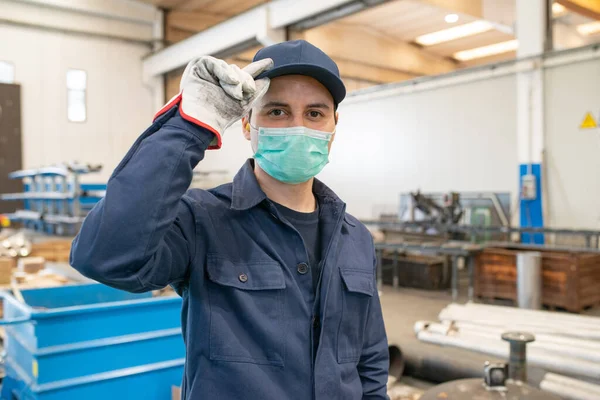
[{"left": 0, "top": 283, "right": 184, "bottom": 400}]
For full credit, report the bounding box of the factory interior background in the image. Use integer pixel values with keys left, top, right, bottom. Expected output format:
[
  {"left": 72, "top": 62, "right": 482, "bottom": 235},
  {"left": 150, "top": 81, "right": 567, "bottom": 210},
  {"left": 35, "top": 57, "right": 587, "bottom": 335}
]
[{"left": 1, "top": 0, "right": 600, "bottom": 399}]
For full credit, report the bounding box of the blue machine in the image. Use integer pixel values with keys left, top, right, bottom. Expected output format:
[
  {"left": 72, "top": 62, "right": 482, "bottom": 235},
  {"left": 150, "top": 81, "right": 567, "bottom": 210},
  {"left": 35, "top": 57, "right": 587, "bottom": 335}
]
[{"left": 0, "top": 283, "right": 184, "bottom": 400}]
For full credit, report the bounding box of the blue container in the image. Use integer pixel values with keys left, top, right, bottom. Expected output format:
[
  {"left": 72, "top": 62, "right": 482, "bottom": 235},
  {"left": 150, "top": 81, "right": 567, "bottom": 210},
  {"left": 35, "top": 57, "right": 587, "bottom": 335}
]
[{"left": 0, "top": 283, "right": 184, "bottom": 400}]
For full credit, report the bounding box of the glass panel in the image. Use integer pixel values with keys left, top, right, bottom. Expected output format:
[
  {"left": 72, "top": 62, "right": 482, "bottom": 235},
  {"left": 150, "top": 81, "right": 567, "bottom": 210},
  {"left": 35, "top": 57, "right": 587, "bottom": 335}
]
[
  {"left": 66, "top": 69, "right": 87, "bottom": 90},
  {"left": 68, "top": 89, "right": 86, "bottom": 122},
  {"left": 0, "top": 61, "right": 15, "bottom": 84}
]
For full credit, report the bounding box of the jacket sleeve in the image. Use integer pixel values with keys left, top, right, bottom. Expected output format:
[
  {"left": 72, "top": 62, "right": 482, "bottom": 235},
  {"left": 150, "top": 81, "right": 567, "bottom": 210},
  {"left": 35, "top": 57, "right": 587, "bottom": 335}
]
[
  {"left": 70, "top": 105, "right": 213, "bottom": 293},
  {"left": 358, "top": 248, "right": 390, "bottom": 399}
]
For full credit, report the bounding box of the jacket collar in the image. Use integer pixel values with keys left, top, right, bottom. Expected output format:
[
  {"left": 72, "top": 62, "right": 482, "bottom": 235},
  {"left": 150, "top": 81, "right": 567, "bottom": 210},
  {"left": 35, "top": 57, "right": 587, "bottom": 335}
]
[{"left": 230, "top": 159, "right": 345, "bottom": 211}]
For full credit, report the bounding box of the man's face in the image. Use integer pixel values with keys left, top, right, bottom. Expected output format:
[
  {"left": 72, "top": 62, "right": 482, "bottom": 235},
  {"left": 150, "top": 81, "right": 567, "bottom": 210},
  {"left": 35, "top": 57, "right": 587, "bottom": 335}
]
[{"left": 242, "top": 74, "right": 338, "bottom": 151}]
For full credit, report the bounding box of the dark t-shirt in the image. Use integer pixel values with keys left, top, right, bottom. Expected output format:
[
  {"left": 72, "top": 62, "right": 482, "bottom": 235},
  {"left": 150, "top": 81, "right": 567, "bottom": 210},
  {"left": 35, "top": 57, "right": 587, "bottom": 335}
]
[{"left": 273, "top": 200, "right": 321, "bottom": 293}]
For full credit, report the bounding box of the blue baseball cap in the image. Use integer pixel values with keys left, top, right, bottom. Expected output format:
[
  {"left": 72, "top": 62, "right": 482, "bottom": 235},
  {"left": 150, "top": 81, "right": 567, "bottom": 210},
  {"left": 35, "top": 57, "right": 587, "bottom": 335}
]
[{"left": 253, "top": 40, "right": 346, "bottom": 107}]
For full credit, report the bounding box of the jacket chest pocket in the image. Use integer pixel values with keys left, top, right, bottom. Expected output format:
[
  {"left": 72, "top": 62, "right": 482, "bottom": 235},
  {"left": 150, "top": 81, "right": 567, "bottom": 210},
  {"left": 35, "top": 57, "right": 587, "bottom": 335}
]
[
  {"left": 337, "top": 268, "right": 373, "bottom": 364},
  {"left": 207, "top": 254, "right": 286, "bottom": 366}
]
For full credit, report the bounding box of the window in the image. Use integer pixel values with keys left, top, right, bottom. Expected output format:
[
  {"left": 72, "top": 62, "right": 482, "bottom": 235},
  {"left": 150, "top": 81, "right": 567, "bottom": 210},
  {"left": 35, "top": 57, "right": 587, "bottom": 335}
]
[
  {"left": 67, "top": 69, "right": 87, "bottom": 122},
  {"left": 0, "top": 61, "right": 15, "bottom": 84}
]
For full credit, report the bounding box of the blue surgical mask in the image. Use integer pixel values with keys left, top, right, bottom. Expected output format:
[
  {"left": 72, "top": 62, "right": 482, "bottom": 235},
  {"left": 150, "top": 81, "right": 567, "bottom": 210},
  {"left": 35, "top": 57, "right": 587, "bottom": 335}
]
[{"left": 250, "top": 125, "right": 334, "bottom": 184}]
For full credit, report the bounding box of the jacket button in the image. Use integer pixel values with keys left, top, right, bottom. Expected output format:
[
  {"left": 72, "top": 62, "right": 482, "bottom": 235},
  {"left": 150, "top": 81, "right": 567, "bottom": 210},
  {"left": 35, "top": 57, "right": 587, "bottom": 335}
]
[
  {"left": 312, "top": 316, "right": 320, "bottom": 329},
  {"left": 238, "top": 273, "right": 248, "bottom": 282},
  {"left": 297, "top": 263, "right": 309, "bottom": 274}
]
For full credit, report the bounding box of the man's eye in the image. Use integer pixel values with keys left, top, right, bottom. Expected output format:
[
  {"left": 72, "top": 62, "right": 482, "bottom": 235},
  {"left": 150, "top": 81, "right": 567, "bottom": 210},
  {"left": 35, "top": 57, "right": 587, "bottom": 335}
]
[
  {"left": 309, "top": 111, "right": 322, "bottom": 118},
  {"left": 269, "top": 109, "right": 284, "bottom": 117}
]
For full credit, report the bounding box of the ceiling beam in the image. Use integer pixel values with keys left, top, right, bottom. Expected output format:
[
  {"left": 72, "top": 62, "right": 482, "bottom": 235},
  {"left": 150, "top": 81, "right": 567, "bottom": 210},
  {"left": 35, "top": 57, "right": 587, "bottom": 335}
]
[
  {"left": 334, "top": 58, "right": 420, "bottom": 83},
  {"left": 2, "top": 0, "right": 157, "bottom": 42},
  {"left": 165, "top": 26, "right": 196, "bottom": 43},
  {"left": 557, "top": 0, "right": 600, "bottom": 20},
  {"left": 177, "top": 0, "right": 216, "bottom": 12},
  {"left": 144, "top": 0, "right": 377, "bottom": 78},
  {"left": 165, "top": 10, "right": 225, "bottom": 32},
  {"left": 293, "top": 23, "right": 457, "bottom": 77},
  {"left": 11, "top": 0, "right": 158, "bottom": 24},
  {"left": 232, "top": 49, "right": 418, "bottom": 84}
]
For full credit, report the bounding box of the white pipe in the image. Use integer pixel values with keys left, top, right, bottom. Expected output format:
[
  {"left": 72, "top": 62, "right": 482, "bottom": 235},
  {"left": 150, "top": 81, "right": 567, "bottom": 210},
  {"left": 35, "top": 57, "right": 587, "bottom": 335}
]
[
  {"left": 543, "top": 373, "right": 600, "bottom": 395},
  {"left": 418, "top": 322, "right": 600, "bottom": 363},
  {"left": 443, "top": 304, "right": 600, "bottom": 330},
  {"left": 442, "top": 314, "right": 600, "bottom": 340},
  {"left": 454, "top": 321, "right": 600, "bottom": 352},
  {"left": 417, "top": 330, "right": 600, "bottom": 380},
  {"left": 540, "top": 380, "right": 600, "bottom": 400},
  {"left": 457, "top": 329, "right": 600, "bottom": 364},
  {"left": 439, "top": 305, "right": 600, "bottom": 339},
  {"left": 462, "top": 303, "right": 600, "bottom": 327}
]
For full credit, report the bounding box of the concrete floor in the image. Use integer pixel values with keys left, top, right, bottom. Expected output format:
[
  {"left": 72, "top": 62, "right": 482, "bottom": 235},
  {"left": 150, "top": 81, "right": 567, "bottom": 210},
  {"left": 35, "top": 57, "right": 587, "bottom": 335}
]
[{"left": 380, "top": 286, "right": 454, "bottom": 346}]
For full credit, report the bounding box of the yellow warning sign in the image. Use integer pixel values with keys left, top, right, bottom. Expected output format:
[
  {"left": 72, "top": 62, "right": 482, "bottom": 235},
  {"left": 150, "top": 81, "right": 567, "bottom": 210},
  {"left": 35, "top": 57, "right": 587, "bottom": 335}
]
[{"left": 580, "top": 112, "right": 598, "bottom": 129}]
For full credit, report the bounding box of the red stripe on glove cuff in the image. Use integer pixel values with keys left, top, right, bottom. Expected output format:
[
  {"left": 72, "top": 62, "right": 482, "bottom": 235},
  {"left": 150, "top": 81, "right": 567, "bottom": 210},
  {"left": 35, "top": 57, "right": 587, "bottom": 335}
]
[{"left": 153, "top": 92, "right": 223, "bottom": 150}]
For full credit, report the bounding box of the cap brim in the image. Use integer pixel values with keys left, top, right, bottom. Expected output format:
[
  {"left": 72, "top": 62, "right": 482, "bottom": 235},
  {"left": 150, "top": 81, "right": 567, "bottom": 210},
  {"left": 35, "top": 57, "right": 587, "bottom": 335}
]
[{"left": 256, "top": 64, "right": 346, "bottom": 105}]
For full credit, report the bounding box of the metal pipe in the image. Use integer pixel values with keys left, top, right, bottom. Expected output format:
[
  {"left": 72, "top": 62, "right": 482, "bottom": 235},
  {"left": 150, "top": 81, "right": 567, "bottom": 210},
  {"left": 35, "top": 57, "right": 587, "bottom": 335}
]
[
  {"left": 440, "top": 304, "right": 600, "bottom": 334},
  {"left": 542, "top": 373, "right": 600, "bottom": 396},
  {"left": 467, "top": 256, "right": 474, "bottom": 301},
  {"left": 460, "top": 330, "right": 600, "bottom": 363},
  {"left": 451, "top": 256, "right": 459, "bottom": 302},
  {"left": 388, "top": 345, "right": 405, "bottom": 383},
  {"left": 503, "top": 332, "right": 534, "bottom": 382},
  {"left": 376, "top": 248, "right": 383, "bottom": 291},
  {"left": 540, "top": 379, "right": 600, "bottom": 400},
  {"left": 517, "top": 252, "right": 542, "bottom": 309},
  {"left": 392, "top": 250, "right": 399, "bottom": 289},
  {"left": 453, "top": 322, "right": 600, "bottom": 352},
  {"left": 416, "top": 329, "right": 600, "bottom": 380},
  {"left": 442, "top": 307, "right": 600, "bottom": 333}
]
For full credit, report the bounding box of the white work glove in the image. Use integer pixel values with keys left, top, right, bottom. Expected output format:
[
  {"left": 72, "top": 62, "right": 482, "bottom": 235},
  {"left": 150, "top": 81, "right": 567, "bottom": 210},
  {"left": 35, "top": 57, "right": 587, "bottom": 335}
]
[{"left": 154, "top": 56, "right": 273, "bottom": 150}]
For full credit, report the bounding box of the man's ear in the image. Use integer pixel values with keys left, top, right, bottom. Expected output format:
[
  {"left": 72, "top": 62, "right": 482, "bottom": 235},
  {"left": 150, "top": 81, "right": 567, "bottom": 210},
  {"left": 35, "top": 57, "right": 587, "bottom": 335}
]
[
  {"left": 334, "top": 111, "right": 339, "bottom": 125},
  {"left": 242, "top": 115, "right": 251, "bottom": 141}
]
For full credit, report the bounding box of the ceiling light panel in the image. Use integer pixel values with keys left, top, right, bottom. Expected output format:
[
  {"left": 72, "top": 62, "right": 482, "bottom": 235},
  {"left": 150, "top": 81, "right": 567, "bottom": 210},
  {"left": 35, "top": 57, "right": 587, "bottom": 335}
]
[
  {"left": 415, "top": 20, "right": 494, "bottom": 46},
  {"left": 453, "top": 40, "right": 518, "bottom": 61},
  {"left": 552, "top": 3, "right": 567, "bottom": 16},
  {"left": 445, "top": 14, "right": 459, "bottom": 23},
  {"left": 577, "top": 21, "right": 600, "bottom": 36}
]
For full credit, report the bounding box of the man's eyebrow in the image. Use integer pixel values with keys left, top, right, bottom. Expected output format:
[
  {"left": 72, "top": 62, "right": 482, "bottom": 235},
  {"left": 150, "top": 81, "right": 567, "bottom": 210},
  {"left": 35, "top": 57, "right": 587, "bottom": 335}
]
[
  {"left": 306, "top": 103, "right": 331, "bottom": 109},
  {"left": 261, "top": 101, "right": 290, "bottom": 108}
]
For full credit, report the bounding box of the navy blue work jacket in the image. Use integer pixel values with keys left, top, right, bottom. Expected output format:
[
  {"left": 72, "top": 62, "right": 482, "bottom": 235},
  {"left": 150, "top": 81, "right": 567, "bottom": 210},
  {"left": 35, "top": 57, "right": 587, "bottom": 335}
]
[{"left": 70, "top": 106, "right": 389, "bottom": 400}]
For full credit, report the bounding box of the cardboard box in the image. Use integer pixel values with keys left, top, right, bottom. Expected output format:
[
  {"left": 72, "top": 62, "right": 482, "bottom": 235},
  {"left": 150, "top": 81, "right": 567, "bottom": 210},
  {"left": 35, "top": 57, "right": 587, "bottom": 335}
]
[
  {"left": 19, "top": 257, "right": 46, "bottom": 274},
  {"left": 0, "top": 257, "right": 15, "bottom": 284},
  {"left": 172, "top": 386, "right": 181, "bottom": 400}
]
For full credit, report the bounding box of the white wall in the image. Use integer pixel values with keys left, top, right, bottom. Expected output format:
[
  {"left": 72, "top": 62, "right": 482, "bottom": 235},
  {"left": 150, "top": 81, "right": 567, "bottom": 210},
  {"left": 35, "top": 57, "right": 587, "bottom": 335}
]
[
  {"left": 323, "top": 75, "right": 519, "bottom": 218},
  {"left": 0, "top": 23, "right": 155, "bottom": 182},
  {"left": 544, "top": 58, "right": 600, "bottom": 230}
]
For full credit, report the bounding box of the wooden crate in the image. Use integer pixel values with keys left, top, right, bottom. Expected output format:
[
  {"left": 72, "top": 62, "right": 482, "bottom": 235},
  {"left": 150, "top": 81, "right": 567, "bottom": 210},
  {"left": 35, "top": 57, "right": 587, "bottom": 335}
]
[
  {"left": 30, "top": 239, "right": 72, "bottom": 262},
  {"left": 475, "top": 246, "right": 600, "bottom": 312},
  {"left": 382, "top": 253, "right": 449, "bottom": 290}
]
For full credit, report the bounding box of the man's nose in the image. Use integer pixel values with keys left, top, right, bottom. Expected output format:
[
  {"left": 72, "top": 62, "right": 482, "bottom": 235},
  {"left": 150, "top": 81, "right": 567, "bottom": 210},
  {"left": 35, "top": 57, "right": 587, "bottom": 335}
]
[{"left": 289, "top": 112, "right": 304, "bottom": 127}]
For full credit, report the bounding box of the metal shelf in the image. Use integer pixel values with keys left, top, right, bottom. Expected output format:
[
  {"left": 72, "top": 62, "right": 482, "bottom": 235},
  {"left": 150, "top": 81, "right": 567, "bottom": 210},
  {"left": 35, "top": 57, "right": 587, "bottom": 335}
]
[
  {"left": 1, "top": 163, "right": 105, "bottom": 236},
  {"left": 1, "top": 192, "right": 74, "bottom": 200},
  {"left": 6, "top": 210, "right": 84, "bottom": 224}
]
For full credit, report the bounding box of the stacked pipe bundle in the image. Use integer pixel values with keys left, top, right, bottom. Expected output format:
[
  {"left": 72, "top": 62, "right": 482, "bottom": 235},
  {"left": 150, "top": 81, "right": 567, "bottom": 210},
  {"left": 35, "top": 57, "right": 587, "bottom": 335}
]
[
  {"left": 0, "top": 232, "right": 32, "bottom": 258},
  {"left": 415, "top": 302, "right": 600, "bottom": 399}
]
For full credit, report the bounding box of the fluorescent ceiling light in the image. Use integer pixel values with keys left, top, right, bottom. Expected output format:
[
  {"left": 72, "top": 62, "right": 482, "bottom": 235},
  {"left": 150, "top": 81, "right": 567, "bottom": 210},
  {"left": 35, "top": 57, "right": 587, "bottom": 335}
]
[
  {"left": 415, "top": 21, "right": 493, "bottom": 46},
  {"left": 445, "top": 14, "right": 459, "bottom": 24},
  {"left": 454, "top": 40, "right": 518, "bottom": 61},
  {"left": 552, "top": 3, "right": 567, "bottom": 16},
  {"left": 577, "top": 21, "right": 600, "bottom": 36}
]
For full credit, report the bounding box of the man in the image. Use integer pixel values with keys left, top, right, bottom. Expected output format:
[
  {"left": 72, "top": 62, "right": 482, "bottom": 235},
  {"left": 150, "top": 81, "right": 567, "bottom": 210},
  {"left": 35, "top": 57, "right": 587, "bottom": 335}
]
[{"left": 71, "top": 40, "right": 389, "bottom": 400}]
